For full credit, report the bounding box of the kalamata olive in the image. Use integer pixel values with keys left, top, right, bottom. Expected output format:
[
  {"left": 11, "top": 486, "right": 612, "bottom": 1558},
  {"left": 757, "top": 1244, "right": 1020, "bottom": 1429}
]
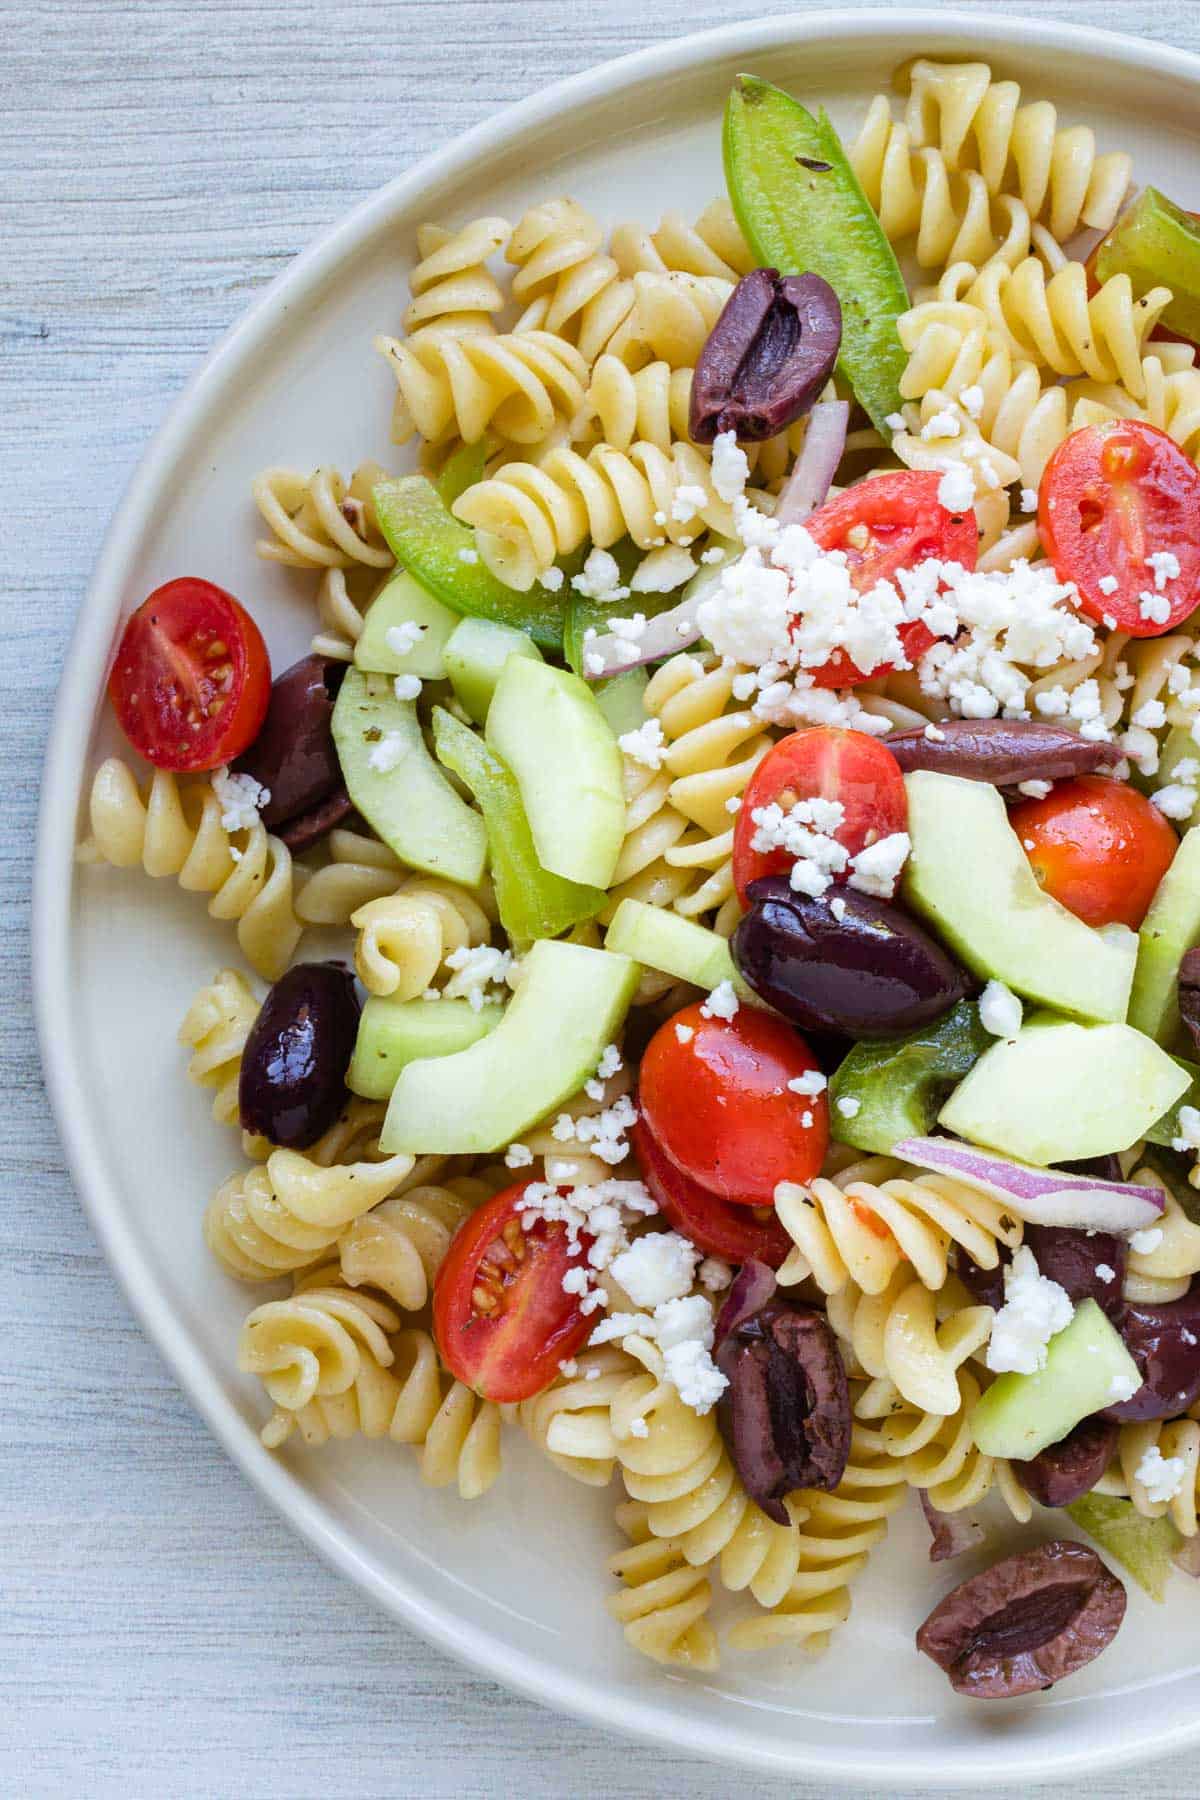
[
  {"left": 715, "top": 1296, "right": 850, "bottom": 1522},
  {"left": 958, "top": 1223, "right": 1126, "bottom": 1318},
  {"left": 234, "top": 655, "right": 346, "bottom": 841},
  {"left": 275, "top": 784, "right": 355, "bottom": 853},
  {"left": 1103, "top": 1281, "right": 1200, "bottom": 1422},
  {"left": 886, "top": 719, "right": 1121, "bottom": 788},
  {"left": 919, "top": 1492, "right": 985, "bottom": 1562},
  {"left": 1016, "top": 1416, "right": 1118, "bottom": 1508},
  {"left": 732, "top": 877, "right": 972, "bottom": 1038},
  {"left": 238, "top": 961, "right": 360, "bottom": 1149},
  {"left": 689, "top": 269, "right": 842, "bottom": 443},
  {"left": 916, "top": 1540, "right": 1126, "bottom": 1698},
  {"left": 1179, "top": 948, "right": 1200, "bottom": 1056}
]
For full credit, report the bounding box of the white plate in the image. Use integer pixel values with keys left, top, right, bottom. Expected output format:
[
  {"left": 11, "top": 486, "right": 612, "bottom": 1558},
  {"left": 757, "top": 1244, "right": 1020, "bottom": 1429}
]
[{"left": 34, "top": 8, "right": 1200, "bottom": 1785}]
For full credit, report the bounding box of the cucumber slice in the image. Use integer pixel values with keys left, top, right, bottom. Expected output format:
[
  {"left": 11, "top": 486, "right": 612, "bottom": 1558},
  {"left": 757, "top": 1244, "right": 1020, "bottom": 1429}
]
[
  {"left": 486, "top": 657, "right": 625, "bottom": 888},
  {"left": 379, "top": 939, "right": 639, "bottom": 1154},
  {"left": 348, "top": 995, "right": 502, "bottom": 1100},
  {"left": 354, "top": 570, "right": 459, "bottom": 679},
  {"left": 903, "top": 771, "right": 1136, "bottom": 1023},
  {"left": 331, "top": 667, "right": 487, "bottom": 887},
  {"left": 938, "top": 1011, "right": 1189, "bottom": 1165},
  {"left": 594, "top": 668, "right": 649, "bottom": 739},
  {"left": 443, "top": 616, "right": 543, "bottom": 725},
  {"left": 1065, "top": 1494, "right": 1180, "bottom": 1602},
  {"left": 971, "top": 1300, "right": 1141, "bottom": 1461},
  {"left": 605, "top": 899, "right": 738, "bottom": 992},
  {"left": 1129, "top": 822, "right": 1200, "bottom": 1047},
  {"left": 828, "top": 1001, "right": 991, "bottom": 1156}
]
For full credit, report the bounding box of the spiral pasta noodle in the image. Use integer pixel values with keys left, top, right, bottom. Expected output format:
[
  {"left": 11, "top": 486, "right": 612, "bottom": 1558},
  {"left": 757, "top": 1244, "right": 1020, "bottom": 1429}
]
[
  {"left": 518, "top": 1344, "right": 635, "bottom": 1485},
  {"left": 853, "top": 1368, "right": 1032, "bottom": 1520},
  {"left": 1123, "top": 1179, "right": 1200, "bottom": 1305},
  {"left": 178, "top": 967, "right": 260, "bottom": 1127},
  {"left": 375, "top": 324, "right": 590, "bottom": 448},
  {"left": 518, "top": 1065, "right": 635, "bottom": 1186},
  {"left": 452, "top": 439, "right": 735, "bottom": 592},
  {"left": 252, "top": 463, "right": 394, "bottom": 570},
  {"left": 337, "top": 1174, "right": 484, "bottom": 1311},
  {"left": 775, "top": 1154, "right": 1024, "bottom": 1295},
  {"left": 80, "top": 759, "right": 303, "bottom": 981},
  {"left": 1096, "top": 1414, "right": 1200, "bottom": 1537},
  {"left": 606, "top": 1500, "right": 718, "bottom": 1671},
  {"left": 584, "top": 355, "right": 693, "bottom": 452},
  {"left": 402, "top": 215, "right": 511, "bottom": 338},
  {"left": 293, "top": 828, "right": 406, "bottom": 926},
  {"left": 205, "top": 1145, "right": 416, "bottom": 1281},
  {"left": 351, "top": 878, "right": 492, "bottom": 999},
  {"left": 826, "top": 1270, "right": 994, "bottom": 1415},
  {"left": 1064, "top": 348, "right": 1200, "bottom": 461}
]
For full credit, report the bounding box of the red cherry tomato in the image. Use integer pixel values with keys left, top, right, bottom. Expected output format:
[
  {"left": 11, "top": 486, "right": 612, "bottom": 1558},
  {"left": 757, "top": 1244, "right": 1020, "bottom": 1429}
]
[
  {"left": 1039, "top": 422, "right": 1200, "bottom": 636},
  {"left": 108, "top": 578, "right": 271, "bottom": 772},
  {"left": 638, "top": 1002, "right": 829, "bottom": 1206},
  {"left": 803, "top": 471, "right": 979, "bottom": 686},
  {"left": 631, "top": 1117, "right": 792, "bottom": 1266},
  {"left": 731, "top": 727, "right": 907, "bottom": 907},
  {"left": 432, "top": 1180, "right": 593, "bottom": 1403},
  {"left": 1009, "top": 775, "right": 1179, "bottom": 929}
]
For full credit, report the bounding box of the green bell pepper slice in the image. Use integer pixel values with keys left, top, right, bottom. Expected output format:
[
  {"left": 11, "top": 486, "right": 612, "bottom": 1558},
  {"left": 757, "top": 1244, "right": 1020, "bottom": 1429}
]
[{"left": 828, "top": 1000, "right": 993, "bottom": 1155}]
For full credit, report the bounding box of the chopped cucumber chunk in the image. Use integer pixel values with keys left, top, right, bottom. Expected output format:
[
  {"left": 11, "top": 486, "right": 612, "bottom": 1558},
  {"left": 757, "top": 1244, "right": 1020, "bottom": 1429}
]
[
  {"left": 354, "top": 570, "right": 458, "bottom": 679},
  {"left": 443, "top": 616, "right": 542, "bottom": 725},
  {"left": 1130, "top": 822, "right": 1200, "bottom": 1048},
  {"left": 972, "top": 1300, "right": 1141, "bottom": 1461},
  {"left": 348, "top": 996, "right": 502, "bottom": 1100},
  {"left": 1065, "top": 1494, "right": 1180, "bottom": 1602},
  {"left": 605, "top": 899, "right": 738, "bottom": 992}
]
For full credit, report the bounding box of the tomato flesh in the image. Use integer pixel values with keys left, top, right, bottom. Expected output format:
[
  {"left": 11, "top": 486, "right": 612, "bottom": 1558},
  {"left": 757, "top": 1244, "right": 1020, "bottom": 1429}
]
[
  {"left": 1039, "top": 422, "right": 1200, "bottom": 636},
  {"left": 732, "top": 726, "right": 907, "bottom": 906},
  {"left": 803, "top": 471, "right": 978, "bottom": 686},
  {"left": 631, "top": 1117, "right": 792, "bottom": 1266},
  {"left": 638, "top": 1003, "right": 828, "bottom": 1205},
  {"left": 108, "top": 577, "right": 271, "bottom": 772},
  {"left": 1009, "top": 775, "right": 1179, "bottom": 929},
  {"left": 432, "top": 1180, "right": 593, "bottom": 1403}
]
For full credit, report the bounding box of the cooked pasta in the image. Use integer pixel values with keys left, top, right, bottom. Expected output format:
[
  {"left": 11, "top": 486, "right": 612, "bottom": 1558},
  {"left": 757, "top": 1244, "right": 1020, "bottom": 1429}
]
[
  {"left": 293, "top": 827, "right": 405, "bottom": 926},
  {"left": 1096, "top": 1415, "right": 1200, "bottom": 1537},
  {"left": 351, "top": 879, "right": 492, "bottom": 998},
  {"left": 205, "top": 1145, "right": 415, "bottom": 1281},
  {"left": 584, "top": 355, "right": 693, "bottom": 452},
  {"left": 337, "top": 1175, "right": 481, "bottom": 1310},
  {"left": 519, "top": 1065, "right": 635, "bottom": 1186},
  {"left": 1123, "top": 1180, "right": 1200, "bottom": 1305},
  {"left": 606, "top": 1500, "right": 719, "bottom": 1671},
  {"left": 518, "top": 1344, "right": 634, "bottom": 1485},
  {"left": 402, "top": 216, "right": 511, "bottom": 338},
  {"left": 826, "top": 1271, "right": 994, "bottom": 1415},
  {"left": 252, "top": 463, "right": 394, "bottom": 570},
  {"left": 80, "top": 759, "right": 303, "bottom": 980},
  {"left": 178, "top": 967, "right": 260, "bottom": 1127},
  {"left": 853, "top": 1366, "right": 1032, "bottom": 1521},
  {"left": 960, "top": 259, "right": 1171, "bottom": 399},
  {"left": 375, "top": 324, "right": 590, "bottom": 448},
  {"left": 775, "top": 1156, "right": 1024, "bottom": 1296}
]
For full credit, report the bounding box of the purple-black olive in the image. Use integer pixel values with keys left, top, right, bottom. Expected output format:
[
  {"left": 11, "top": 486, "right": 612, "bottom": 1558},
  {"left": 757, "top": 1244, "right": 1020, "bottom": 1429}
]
[
  {"left": 1016, "top": 1416, "right": 1118, "bottom": 1508},
  {"left": 234, "top": 655, "right": 347, "bottom": 845},
  {"left": 885, "top": 719, "right": 1122, "bottom": 788},
  {"left": 1103, "top": 1281, "right": 1200, "bottom": 1422},
  {"left": 715, "top": 1297, "right": 850, "bottom": 1522},
  {"left": 689, "top": 269, "right": 842, "bottom": 444},
  {"left": 958, "top": 1223, "right": 1126, "bottom": 1318},
  {"left": 1180, "top": 948, "right": 1200, "bottom": 1057},
  {"left": 916, "top": 1540, "right": 1125, "bottom": 1697},
  {"left": 732, "top": 877, "right": 972, "bottom": 1038},
  {"left": 238, "top": 961, "right": 360, "bottom": 1149}
]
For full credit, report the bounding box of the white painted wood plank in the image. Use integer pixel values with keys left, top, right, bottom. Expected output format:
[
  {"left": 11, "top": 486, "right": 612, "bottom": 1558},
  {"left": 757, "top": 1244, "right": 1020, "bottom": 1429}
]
[{"left": 4, "top": 2, "right": 1200, "bottom": 1793}]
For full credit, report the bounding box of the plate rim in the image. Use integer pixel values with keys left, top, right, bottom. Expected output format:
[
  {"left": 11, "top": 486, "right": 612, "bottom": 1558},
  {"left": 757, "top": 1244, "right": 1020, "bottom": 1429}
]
[{"left": 34, "top": 8, "right": 1200, "bottom": 1783}]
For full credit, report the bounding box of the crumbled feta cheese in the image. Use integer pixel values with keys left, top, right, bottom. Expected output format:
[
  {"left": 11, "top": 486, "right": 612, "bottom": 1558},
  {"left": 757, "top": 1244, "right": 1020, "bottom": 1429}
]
[
  {"left": 885, "top": 412, "right": 907, "bottom": 433},
  {"left": 787, "top": 1069, "right": 827, "bottom": 1097},
  {"left": 937, "top": 464, "right": 975, "bottom": 512},
  {"left": 700, "top": 980, "right": 739, "bottom": 1021},
  {"left": 671, "top": 483, "right": 710, "bottom": 524},
  {"left": 457, "top": 546, "right": 479, "bottom": 565},
  {"left": 979, "top": 979, "right": 1023, "bottom": 1040},
  {"left": 701, "top": 545, "right": 728, "bottom": 565},
  {"left": 442, "top": 944, "right": 513, "bottom": 1011},
  {"left": 618, "top": 717, "right": 666, "bottom": 769},
  {"left": 609, "top": 1231, "right": 699, "bottom": 1309},
  {"left": 724, "top": 795, "right": 742, "bottom": 814},
  {"left": 631, "top": 544, "right": 697, "bottom": 593},
  {"left": 986, "top": 1246, "right": 1074, "bottom": 1375},
  {"left": 505, "top": 1142, "right": 533, "bottom": 1169},
  {"left": 540, "top": 565, "right": 565, "bottom": 593},
  {"left": 960, "top": 385, "right": 984, "bottom": 420},
  {"left": 1130, "top": 1227, "right": 1164, "bottom": 1256},
  {"left": 698, "top": 1257, "right": 733, "bottom": 1292},
  {"left": 571, "top": 548, "right": 628, "bottom": 602},
  {"left": 1133, "top": 700, "right": 1167, "bottom": 731},
  {"left": 1153, "top": 783, "right": 1198, "bottom": 820},
  {"left": 1108, "top": 1370, "right": 1141, "bottom": 1403},
  {"left": 924, "top": 723, "right": 946, "bottom": 742},
  {"left": 830, "top": 895, "right": 847, "bottom": 922},
  {"left": 1147, "top": 550, "right": 1181, "bottom": 591},
  {"left": 626, "top": 1416, "right": 649, "bottom": 1439},
  {"left": 1016, "top": 779, "right": 1052, "bottom": 799},
  {"left": 393, "top": 674, "right": 423, "bottom": 702},
  {"left": 1135, "top": 1444, "right": 1187, "bottom": 1504},
  {"left": 836, "top": 1097, "right": 861, "bottom": 1120},
  {"left": 1140, "top": 589, "right": 1172, "bottom": 626},
  {"left": 1171, "top": 1104, "right": 1200, "bottom": 1154},
  {"left": 847, "top": 831, "right": 910, "bottom": 899},
  {"left": 558, "top": 1358, "right": 578, "bottom": 1378},
  {"left": 1019, "top": 487, "right": 1038, "bottom": 514},
  {"left": 748, "top": 794, "right": 849, "bottom": 898},
  {"left": 921, "top": 408, "right": 961, "bottom": 441},
  {"left": 674, "top": 1022, "right": 695, "bottom": 1045},
  {"left": 367, "top": 729, "right": 407, "bottom": 774},
  {"left": 212, "top": 768, "right": 270, "bottom": 833},
  {"left": 589, "top": 1287, "right": 728, "bottom": 1412},
  {"left": 386, "top": 620, "right": 425, "bottom": 656},
  {"left": 711, "top": 431, "right": 750, "bottom": 504},
  {"left": 1098, "top": 574, "right": 1119, "bottom": 597},
  {"left": 595, "top": 1044, "right": 622, "bottom": 1082},
  {"left": 1095, "top": 1263, "right": 1116, "bottom": 1284}
]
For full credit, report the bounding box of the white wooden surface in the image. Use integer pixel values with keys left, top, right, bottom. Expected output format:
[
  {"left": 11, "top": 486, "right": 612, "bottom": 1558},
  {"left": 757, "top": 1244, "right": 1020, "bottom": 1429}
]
[{"left": 5, "top": 1, "right": 1200, "bottom": 1793}]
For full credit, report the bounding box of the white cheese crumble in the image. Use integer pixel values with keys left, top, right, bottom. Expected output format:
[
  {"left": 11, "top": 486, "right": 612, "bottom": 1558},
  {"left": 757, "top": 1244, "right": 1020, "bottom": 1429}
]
[
  {"left": 885, "top": 412, "right": 907, "bottom": 433},
  {"left": 1098, "top": 574, "right": 1119, "bottom": 597},
  {"left": 212, "top": 768, "right": 270, "bottom": 833},
  {"left": 386, "top": 620, "right": 425, "bottom": 656},
  {"left": 1171, "top": 1104, "right": 1200, "bottom": 1154},
  {"left": 608, "top": 1231, "right": 698, "bottom": 1309},
  {"left": 504, "top": 1142, "right": 533, "bottom": 1169},
  {"left": 571, "top": 548, "right": 628, "bottom": 602},
  {"left": 986, "top": 1246, "right": 1074, "bottom": 1375},
  {"left": 1019, "top": 487, "right": 1039, "bottom": 514},
  {"left": 847, "top": 831, "right": 910, "bottom": 899},
  {"left": 1016, "top": 779, "right": 1052, "bottom": 799},
  {"left": 1095, "top": 1263, "right": 1116, "bottom": 1284},
  {"left": 618, "top": 717, "right": 667, "bottom": 769},
  {"left": 540, "top": 565, "right": 565, "bottom": 593},
  {"left": 1153, "top": 783, "right": 1198, "bottom": 820},
  {"left": 748, "top": 795, "right": 849, "bottom": 897},
  {"left": 1147, "top": 550, "right": 1181, "bottom": 591},
  {"left": 1135, "top": 1444, "right": 1187, "bottom": 1504},
  {"left": 1130, "top": 1227, "right": 1164, "bottom": 1256},
  {"left": 710, "top": 431, "right": 750, "bottom": 503},
  {"left": 924, "top": 723, "right": 946, "bottom": 742},
  {"left": 393, "top": 674, "right": 423, "bottom": 702},
  {"left": 1140, "top": 589, "right": 1172, "bottom": 626},
  {"left": 836, "top": 1097, "right": 861, "bottom": 1119},
  {"left": 959, "top": 385, "right": 984, "bottom": 420},
  {"left": 1109, "top": 1370, "right": 1141, "bottom": 1403},
  {"left": 700, "top": 980, "right": 739, "bottom": 1021},
  {"left": 979, "top": 979, "right": 1023, "bottom": 1040},
  {"left": 830, "top": 895, "right": 847, "bottom": 922},
  {"left": 787, "top": 1069, "right": 827, "bottom": 1097},
  {"left": 725, "top": 795, "right": 742, "bottom": 814},
  {"left": 631, "top": 544, "right": 697, "bottom": 592},
  {"left": 921, "top": 408, "right": 962, "bottom": 440},
  {"left": 701, "top": 545, "right": 728, "bottom": 565},
  {"left": 674, "top": 1022, "right": 695, "bottom": 1045},
  {"left": 367, "top": 729, "right": 407, "bottom": 773},
  {"left": 518, "top": 1176, "right": 659, "bottom": 1312},
  {"left": 698, "top": 1257, "right": 733, "bottom": 1292},
  {"left": 589, "top": 1288, "right": 728, "bottom": 1412},
  {"left": 442, "top": 944, "right": 513, "bottom": 1012},
  {"left": 936, "top": 464, "right": 975, "bottom": 512},
  {"left": 583, "top": 1043, "right": 624, "bottom": 1102}
]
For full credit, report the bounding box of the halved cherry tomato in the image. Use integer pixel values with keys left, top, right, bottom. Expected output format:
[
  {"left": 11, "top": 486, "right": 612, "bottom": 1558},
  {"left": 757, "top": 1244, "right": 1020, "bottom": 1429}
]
[
  {"left": 803, "top": 471, "right": 979, "bottom": 686},
  {"left": 638, "top": 1002, "right": 828, "bottom": 1206},
  {"left": 631, "top": 1117, "right": 792, "bottom": 1266},
  {"left": 731, "top": 727, "right": 907, "bottom": 906},
  {"left": 108, "top": 577, "right": 271, "bottom": 771},
  {"left": 1009, "top": 775, "right": 1179, "bottom": 929},
  {"left": 432, "top": 1180, "right": 594, "bottom": 1403},
  {"left": 1039, "top": 422, "right": 1200, "bottom": 636}
]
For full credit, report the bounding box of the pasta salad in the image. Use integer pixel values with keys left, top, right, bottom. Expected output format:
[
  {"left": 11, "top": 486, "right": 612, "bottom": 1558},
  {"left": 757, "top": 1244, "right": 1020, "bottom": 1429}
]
[{"left": 79, "top": 57, "right": 1200, "bottom": 1696}]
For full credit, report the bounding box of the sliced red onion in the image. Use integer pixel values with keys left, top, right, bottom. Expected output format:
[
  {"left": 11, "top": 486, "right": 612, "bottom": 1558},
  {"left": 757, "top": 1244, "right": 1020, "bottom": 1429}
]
[
  {"left": 895, "top": 1137, "right": 1165, "bottom": 1232},
  {"left": 714, "top": 1258, "right": 777, "bottom": 1345},
  {"left": 775, "top": 401, "right": 849, "bottom": 525},
  {"left": 920, "top": 1492, "right": 986, "bottom": 1563},
  {"left": 579, "top": 550, "right": 734, "bottom": 680}
]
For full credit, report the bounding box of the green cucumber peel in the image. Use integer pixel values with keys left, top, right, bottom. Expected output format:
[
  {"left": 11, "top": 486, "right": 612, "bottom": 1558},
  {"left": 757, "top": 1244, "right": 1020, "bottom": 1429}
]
[
  {"left": 374, "top": 475, "right": 566, "bottom": 652},
  {"left": 723, "top": 74, "right": 909, "bottom": 435},
  {"left": 1145, "top": 1053, "right": 1200, "bottom": 1151},
  {"left": 431, "top": 706, "right": 604, "bottom": 944}
]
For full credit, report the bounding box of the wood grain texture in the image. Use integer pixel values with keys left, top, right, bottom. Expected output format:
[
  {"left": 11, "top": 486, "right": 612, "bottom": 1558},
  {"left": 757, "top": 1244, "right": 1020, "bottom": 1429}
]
[{"left": 4, "top": 1, "right": 1200, "bottom": 1793}]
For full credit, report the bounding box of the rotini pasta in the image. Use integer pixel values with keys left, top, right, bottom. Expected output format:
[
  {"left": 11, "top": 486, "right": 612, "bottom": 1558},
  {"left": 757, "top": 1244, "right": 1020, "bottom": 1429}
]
[
  {"left": 375, "top": 324, "right": 590, "bottom": 448},
  {"left": 518, "top": 1344, "right": 635, "bottom": 1485},
  {"left": 1123, "top": 1178, "right": 1200, "bottom": 1305},
  {"left": 337, "top": 1173, "right": 482, "bottom": 1310},
  {"left": 80, "top": 759, "right": 303, "bottom": 981},
  {"left": 606, "top": 1500, "right": 719, "bottom": 1671},
  {"left": 519, "top": 1065, "right": 635, "bottom": 1186},
  {"left": 178, "top": 967, "right": 260, "bottom": 1127},
  {"left": 205, "top": 1144, "right": 415, "bottom": 1281},
  {"left": 252, "top": 463, "right": 394, "bottom": 570},
  {"left": 1096, "top": 1414, "right": 1200, "bottom": 1537},
  {"left": 826, "top": 1270, "right": 994, "bottom": 1415},
  {"left": 402, "top": 215, "right": 511, "bottom": 338},
  {"left": 854, "top": 1368, "right": 1033, "bottom": 1520},
  {"left": 351, "top": 879, "right": 492, "bottom": 998}
]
